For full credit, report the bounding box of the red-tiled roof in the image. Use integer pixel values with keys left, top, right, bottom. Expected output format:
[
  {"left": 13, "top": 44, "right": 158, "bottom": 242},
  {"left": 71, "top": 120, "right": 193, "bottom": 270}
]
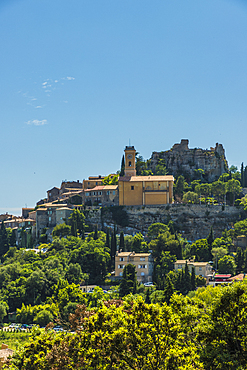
[{"left": 119, "top": 175, "right": 174, "bottom": 182}]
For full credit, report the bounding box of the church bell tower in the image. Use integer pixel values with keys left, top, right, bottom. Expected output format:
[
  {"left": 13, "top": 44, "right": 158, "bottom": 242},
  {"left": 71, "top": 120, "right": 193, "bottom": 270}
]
[{"left": 124, "top": 146, "right": 136, "bottom": 177}]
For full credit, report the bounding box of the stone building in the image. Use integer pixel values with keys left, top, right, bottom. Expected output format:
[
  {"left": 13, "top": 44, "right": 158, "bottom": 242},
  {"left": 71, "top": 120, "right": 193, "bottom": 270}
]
[
  {"left": 118, "top": 146, "right": 174, "bottom": 206},
  {"left": 47, "top": 187, "right": 60, "bottom": 202},
  {"left": 83, "top": 185, "right": 118, "bottom": 206},
  {"left": 115, "top": 251, "right": 153, "bottom": 283}
]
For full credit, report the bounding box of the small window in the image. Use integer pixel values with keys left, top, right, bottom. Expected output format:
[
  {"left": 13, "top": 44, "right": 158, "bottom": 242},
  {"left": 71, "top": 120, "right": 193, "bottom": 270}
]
[
  {"left": 49, "top": 217, "right": 51, "bottom": 222},
  {"left": 96, "top": 182, "right": 98, "bottom": 185},
  {"left": 120, "top": 257, "right": 124, "bottom": 261},
  {"left": 131, "top": 186, "right": 134, "bottom": 190},
  {"left": 107, "top": 191, "right": 110, "bottom": 195},
  {"left": 141, "top": 272, "right": 145, "bottom": 276},
  {"left": 88, "top": 182, "right": 90, "bottom": 185},
  {"left": 129, "top": 161, "right": 132, "bottom": 166},
  {"left": 86, "top": 192, "right": 89, "bottom": 196},
  {"left": 113, "top": 191, "right": 115, "bottom": 195},
  {"left": 199, "top": 267, "right": 202, "bottom": 271},
  {"left": 120, "top": 272, "right": 123, "bottom": 276}
]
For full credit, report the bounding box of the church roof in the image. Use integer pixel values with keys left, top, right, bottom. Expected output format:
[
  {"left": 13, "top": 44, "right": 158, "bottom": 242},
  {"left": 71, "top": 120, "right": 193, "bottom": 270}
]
[{"left": 118, "top": 175, "right": 174, "bottom": 182}]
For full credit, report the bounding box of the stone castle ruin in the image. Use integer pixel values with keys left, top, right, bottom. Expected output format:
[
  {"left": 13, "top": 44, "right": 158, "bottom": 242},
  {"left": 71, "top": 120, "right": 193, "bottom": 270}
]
[{"left": 149, "top": 139, "right": 228, "bottom": 182}]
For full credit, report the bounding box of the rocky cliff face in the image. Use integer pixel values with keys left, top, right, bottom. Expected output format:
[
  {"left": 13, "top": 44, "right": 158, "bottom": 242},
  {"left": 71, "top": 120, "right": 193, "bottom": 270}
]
[
  {"left": 85, "top": 204, "right": 244, "bottom": 242},
  {"left": 149, "top": 139, "right": 228, "bottom": 181}
]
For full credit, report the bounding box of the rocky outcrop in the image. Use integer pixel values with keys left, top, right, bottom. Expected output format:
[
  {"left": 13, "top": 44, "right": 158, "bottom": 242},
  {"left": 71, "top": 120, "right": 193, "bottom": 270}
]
[{"left": 149, "top": 139, "right": 228, "bottom": 181}]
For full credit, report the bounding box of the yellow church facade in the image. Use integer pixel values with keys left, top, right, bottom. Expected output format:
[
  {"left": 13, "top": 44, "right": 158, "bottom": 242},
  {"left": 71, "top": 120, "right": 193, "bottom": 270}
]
[{"left": 118, "top": 146, "right": 174, "bottom": 206}]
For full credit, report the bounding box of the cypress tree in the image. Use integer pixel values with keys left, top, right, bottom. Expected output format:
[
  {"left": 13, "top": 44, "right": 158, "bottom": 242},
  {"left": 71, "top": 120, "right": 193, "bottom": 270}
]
[
  {"left": 243, "top": 250, "right": 247, "bottom": 273},
  {"left": 244, "top": 166, "right": 247, "bottom": 189},
  {"left": 0, "top": 221, "right": 9, "bottom": 259},
  {"left": 119, "top": 231, "right": 125, "bottom": 252},
  {"left": 110, "top": 230, "right": 116, "bottom": 270},
  {"left": 105, "top": 228, "right": 110, "bottom": 249},
  {"left": 191, "top": 266, "right": 196, "bottom": 291},
  {"left": 184, "top": 261, "right": 191, "bottom": 293},
  {"left": 119, "top": 264, "right": 137, "bottom": 297},
  {"left": 207, "top": 226, "right": 214, "bottom": 247},
  {"left": 236, "top": 247, "right": 244, "bottom": 274},
  {"left": 9, "top": 229, "right": 16, "bottom": 247},
  {"left": 93, "top": 224, "right": 98, "bottom": 240},
  {"left": 241, "top": 162, "right": 244, "bottom": 187},
  {"left": 163, "top": 275, "right": 174, "bottom": 304},
  {"left": 120, "top": 155, "right": 125, "bottom": 177},
  {"left": 145, "top": 288, "right": 151, "bottom": 304}
]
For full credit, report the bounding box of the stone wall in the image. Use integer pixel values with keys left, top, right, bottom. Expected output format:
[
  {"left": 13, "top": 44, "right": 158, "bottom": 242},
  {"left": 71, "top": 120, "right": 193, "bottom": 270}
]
[{"left": 84, "top": 204, "right": 245, "bottom": 242}]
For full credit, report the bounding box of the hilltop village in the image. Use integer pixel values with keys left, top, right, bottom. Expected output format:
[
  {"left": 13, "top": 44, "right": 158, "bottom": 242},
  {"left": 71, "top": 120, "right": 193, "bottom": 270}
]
[
  {"left": 1, "top": 139, "right": 247, "bottom": 368},
  {"left": 1, "top": 139, "right": 247, "bottom": 283}
]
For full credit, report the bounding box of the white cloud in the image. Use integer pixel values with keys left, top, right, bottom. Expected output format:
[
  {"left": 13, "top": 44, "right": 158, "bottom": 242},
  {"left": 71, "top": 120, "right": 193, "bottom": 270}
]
[
  {"left": 42, "top": 82, "right": 47, "bottom": 85},
  {"left": 66, "top": 76, "right": 75, "bottom": 80},
  {"left": 55, "top": 80, "right": 58, "bottom": 83},
  {"left": 26, "top": 119, "right": 48, "bottom": 126},
  {"left": 35, "top": 106, "right": 42, "bottom": 109}
]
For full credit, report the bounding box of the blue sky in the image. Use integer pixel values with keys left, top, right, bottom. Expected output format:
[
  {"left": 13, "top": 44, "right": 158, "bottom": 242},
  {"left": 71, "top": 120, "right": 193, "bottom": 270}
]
[{"left": 1, "top": 0, "right": 247, "bottom": 215}]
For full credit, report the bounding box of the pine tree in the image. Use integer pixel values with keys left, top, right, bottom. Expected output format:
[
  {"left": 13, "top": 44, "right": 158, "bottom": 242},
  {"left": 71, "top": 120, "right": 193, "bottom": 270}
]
[
  {"left": 120, "top": 155, "right": 125, "bottom": 177},
  {"left": 119, "top": 231, "right": 125, "bottom": 252}
]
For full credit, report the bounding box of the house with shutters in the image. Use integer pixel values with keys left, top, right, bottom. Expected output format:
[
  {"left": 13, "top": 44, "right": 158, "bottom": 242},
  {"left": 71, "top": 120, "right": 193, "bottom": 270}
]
[{"left": 115, "top": 251, "right": 153, "bottom": 283}]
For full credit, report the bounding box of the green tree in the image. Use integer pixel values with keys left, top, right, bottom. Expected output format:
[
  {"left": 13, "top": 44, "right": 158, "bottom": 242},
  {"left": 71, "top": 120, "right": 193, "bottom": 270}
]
[
  {"left": 52, "top": 223, "right": 71, "bottom": 238},
  {"left": 235, "top": 247, "right": 244, "bottom": 274},
  {"left": 191, "top": 266, "right": 196, "bottom": 291},
  {"left": 65, "top": 263, "right": 83, "bottom": 284},
  {"left": 102, "top": 174, "right": 119, "bottom": 185},
  {"left": 200, "top": 283, "right": 247, "bottom": 370},
  {"left": 163, "top": 275, "right": 174, "bottom": 304},
  {"left": 93, "top": 224, "right": 98, "bottom": 240},
  {"left": 34, "top": 309, "right": 54, "bottom": 327},
  {"left": 68, "top": 209, "right": 85, "bottom": 237},
  {"left": 226, "top": 178, "right": 242, "bottom": 206},
  {"left": 147, "top": 222, "right": 169, "bottom": 239},
  {"left": 218, "top": 255, "right": 236, "bottom": 275},
  {"left": 191, "top": 239, "right": 211, "bottom": 262},
  {"left": 120, "top": 155, "right": 125, "bottom": 177},
  {"left": 155, "top": 157, "right": 167, "bottom": 175},
  {"left": 119, "top": 264, "right": 137, "bottom": 297},
  {"left": 0, "top": 221, "right": 9, "bottom": 259},
  {"left": 241, "top": 162, "right": 244, "bottom": 187},
  {"left": 174, "top": 175, "right": 185, "bottom": 200},
  {"left": 0, "top": 302, "right": 8, "bottom": 323},
  {"left": 182, "top": 191, "right": 199, "bottom": 204},
  {"left": 119, "top": 230, "right": 125, "bottom": 252}
]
